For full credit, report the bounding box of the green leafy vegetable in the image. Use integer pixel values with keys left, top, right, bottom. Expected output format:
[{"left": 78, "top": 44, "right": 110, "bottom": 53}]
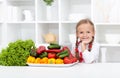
[{"left": 0, "top": 39, "right": 36, "bottom": 66}]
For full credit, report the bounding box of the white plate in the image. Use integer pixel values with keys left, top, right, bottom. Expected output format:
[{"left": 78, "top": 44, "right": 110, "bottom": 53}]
[{"left": 27, "top": 61, "right": 79, "bottom": 67}]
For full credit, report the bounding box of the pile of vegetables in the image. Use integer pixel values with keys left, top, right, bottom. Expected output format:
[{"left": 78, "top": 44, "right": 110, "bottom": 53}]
[
  {"left": 27, "top": 43, "right": 77, "bottom": 64},
  {"left": 0, "top": 39, "right": 36, "bottom": 66},
  {"left": 0, "top": 40, "right": 77, "bottom": 66}
]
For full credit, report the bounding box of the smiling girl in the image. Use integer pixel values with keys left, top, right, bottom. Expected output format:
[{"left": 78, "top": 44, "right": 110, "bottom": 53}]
[{"left": 74, "top": 19, "right": 100, "bottom": 63}]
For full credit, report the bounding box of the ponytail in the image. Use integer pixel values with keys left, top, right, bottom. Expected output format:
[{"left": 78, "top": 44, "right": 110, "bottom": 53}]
[
  {"left": 88, "top": 36, "right": 94, "bottom": 51},
  {"left": 75, "top": 37, "right": 80, "bottom": 60}
]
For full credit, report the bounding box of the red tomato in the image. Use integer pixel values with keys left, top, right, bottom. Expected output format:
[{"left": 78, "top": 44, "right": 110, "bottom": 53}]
[
  {"left": 71, "top": 57, "right": 78, "bottom": 63},
  {"left": 48, "top": 53, "right": 56, "bottom": 58},
  {"left": 63, "top": 57, "right": 72, "bottom": 64}
]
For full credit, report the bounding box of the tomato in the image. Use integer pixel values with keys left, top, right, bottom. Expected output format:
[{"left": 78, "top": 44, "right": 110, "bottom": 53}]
[
  {"left": 71, "top": 57, "right": 78, "bottom": 63},
  {"left": 48, "top": 53, "right": 56, "bottom": 58},
  {"left": 63, "top": 57, "right": 72, "bottom": 64}
]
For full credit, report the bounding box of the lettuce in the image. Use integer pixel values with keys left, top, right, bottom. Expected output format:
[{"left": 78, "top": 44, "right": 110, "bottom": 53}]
[{"left": 0, "top": 39, "right": 36, "bottom": 66}]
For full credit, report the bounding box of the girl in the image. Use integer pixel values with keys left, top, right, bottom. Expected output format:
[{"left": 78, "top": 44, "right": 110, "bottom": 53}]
[{"left": 74, "top": 19, "right": 99, "bottom": 63}]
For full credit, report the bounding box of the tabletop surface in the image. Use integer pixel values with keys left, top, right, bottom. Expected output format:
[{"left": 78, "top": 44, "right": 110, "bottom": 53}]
[{"left": 0, "top": 63, "right": 120, "bottom": 78}]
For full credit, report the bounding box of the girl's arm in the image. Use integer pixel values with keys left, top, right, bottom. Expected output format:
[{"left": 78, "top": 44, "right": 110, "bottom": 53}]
[{"left": 82, "top": 42, "right": 100, "bottom": 63}]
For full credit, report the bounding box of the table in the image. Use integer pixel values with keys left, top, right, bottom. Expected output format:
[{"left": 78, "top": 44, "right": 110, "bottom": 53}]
[{"left": 0, "top": 63, "right": 120, "bottom": 78}]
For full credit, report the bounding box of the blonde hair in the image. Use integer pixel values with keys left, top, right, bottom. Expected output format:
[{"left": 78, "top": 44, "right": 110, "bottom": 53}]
[{"left": 76, "top": 18, "right": 94, "bottom": 33}]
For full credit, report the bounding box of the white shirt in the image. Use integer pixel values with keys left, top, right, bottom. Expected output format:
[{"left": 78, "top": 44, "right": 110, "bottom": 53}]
[{"left": 72, "top": 42, "right": 100, "bottom": 63}]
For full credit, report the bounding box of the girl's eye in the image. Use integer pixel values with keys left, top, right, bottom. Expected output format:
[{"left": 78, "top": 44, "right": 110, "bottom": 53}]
[
  {"left": 79, "top": 32, "right": 83, "bottom": 34},
  {"left": 87, "top": 31, "right": 90, "bottom": 33}
]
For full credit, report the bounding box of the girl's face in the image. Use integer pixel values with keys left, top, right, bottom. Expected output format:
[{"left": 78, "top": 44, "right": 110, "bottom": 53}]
[{"left": 77, "top": 23, "right": 95, "bottom": 44}]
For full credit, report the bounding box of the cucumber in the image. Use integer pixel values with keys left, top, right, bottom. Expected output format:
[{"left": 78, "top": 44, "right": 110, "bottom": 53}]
[
  {"left": 50, "top": 43, "right": 59, "bottom": 46},
  {"left": 59, "top": 52, "right": 69, "bottom": 58},
  {"left": 48, "top": 45, "right": 61, "bottom": 49},
  {"left": 39, "top": 52, "right": 48, "bottom": 58},
  {"left": 56, "top": 50, "right": 68, "bottom": 57}
]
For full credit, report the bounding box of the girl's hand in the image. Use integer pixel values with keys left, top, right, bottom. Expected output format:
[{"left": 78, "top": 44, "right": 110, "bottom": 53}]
[
  {"left": 81, "top": 38, "right": 92, "bottom": 52},
  {"left": 81, "top": 41, "right": 87, "bottom": 52}
]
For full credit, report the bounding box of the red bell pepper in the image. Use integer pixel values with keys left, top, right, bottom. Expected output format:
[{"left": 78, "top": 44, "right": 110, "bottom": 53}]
[
  {"left": 71, "top": 57, "right": 78, "bottom": 63},
  {"left": 45, "top": 49, "right": 62, "bottom": 53},
  {"left": 63, "top": 56, "right": 78, "bottom": 64},
  {"left": 37, "top": 46, "right": 46, "bottom": 54},
  {"left": 48, "top": 53, "right": 56, "bottom": 58}
]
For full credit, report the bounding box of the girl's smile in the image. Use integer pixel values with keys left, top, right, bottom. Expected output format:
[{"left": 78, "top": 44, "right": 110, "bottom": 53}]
[
  {"left": 82, "top": 37, "right": 89, "bottom": 41},
  {"left": 77, "top": 23, "right": 94, "bottom": 44}
]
